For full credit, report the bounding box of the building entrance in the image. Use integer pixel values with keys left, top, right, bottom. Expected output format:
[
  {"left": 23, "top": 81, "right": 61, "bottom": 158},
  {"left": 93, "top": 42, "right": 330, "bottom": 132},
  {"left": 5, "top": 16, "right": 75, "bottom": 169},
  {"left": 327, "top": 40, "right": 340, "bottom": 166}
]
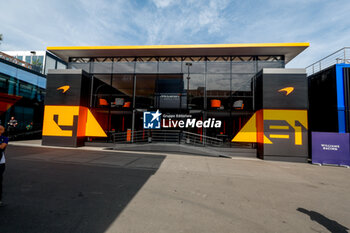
[{"left": 78, "top": 53, "right": 287, "bottom": 149}]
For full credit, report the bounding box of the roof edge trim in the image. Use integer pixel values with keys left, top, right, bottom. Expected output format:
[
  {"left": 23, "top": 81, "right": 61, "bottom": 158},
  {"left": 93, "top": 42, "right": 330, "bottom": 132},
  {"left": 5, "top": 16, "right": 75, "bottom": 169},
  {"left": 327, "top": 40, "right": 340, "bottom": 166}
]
[{"left": 47, "top": 42, "right": 309, "bottom": 51}]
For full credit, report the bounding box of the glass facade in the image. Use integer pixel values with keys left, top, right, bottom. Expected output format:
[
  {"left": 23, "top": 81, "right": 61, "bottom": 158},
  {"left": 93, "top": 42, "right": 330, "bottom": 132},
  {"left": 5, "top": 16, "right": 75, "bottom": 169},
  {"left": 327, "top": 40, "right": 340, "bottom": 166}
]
[
  {"left": 69, "top": 55, "right": 284, "bottom": 146},
  {"left": 0, "top": 58, "right": 46, "bottom": 134},
  {"left": 44, "top": 53, "right": 67, "bottom": 74}
]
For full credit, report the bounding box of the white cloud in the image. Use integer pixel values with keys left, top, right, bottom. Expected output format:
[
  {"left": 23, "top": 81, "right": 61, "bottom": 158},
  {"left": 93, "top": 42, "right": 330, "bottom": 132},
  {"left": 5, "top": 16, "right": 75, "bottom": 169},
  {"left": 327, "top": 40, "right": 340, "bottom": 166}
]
[
  {"left": 0, "top": 0, "right": 349, "bottom": 68},
  {"left": 152, "top": 0, "right": 175, "bottom": 8}
]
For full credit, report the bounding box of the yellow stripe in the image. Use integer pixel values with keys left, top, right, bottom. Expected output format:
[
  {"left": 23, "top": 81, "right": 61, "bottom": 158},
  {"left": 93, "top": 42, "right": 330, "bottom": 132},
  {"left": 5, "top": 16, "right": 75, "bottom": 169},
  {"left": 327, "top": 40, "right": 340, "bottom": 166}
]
[
  {"left": 269, "top": 134, "right": 290, "bottom": 139},
  {"left": 269, "top": 125, "right": 290, "bottom": 130},
  {"left": 47, "top": 42, "right": 309, "bottom": 51}
]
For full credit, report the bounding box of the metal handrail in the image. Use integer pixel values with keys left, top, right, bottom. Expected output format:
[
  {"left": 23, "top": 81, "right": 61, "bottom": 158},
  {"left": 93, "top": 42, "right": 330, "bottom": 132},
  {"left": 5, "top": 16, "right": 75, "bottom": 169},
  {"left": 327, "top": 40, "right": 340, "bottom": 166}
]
[
  {"left": 306, "top": 47, "right": 350, "bottom": 76},
  {"left": 182, "top": 130, "right": 222, "bottom": 142},
  {"left": 111, "top": 129, "right": 223, "bottom": 147},
  {"left": 0, "top": 51, "right": 33, "bottom": 69}
]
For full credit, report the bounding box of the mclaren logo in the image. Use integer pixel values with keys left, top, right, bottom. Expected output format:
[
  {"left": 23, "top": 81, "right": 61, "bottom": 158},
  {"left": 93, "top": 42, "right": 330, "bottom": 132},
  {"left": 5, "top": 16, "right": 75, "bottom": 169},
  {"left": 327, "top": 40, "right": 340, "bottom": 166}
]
[
  {"left": 278, "top": 87, "right": 294, "bottom": 96},
  {"left": 57, "top": 85, "right": 70, "bottom": 93}
]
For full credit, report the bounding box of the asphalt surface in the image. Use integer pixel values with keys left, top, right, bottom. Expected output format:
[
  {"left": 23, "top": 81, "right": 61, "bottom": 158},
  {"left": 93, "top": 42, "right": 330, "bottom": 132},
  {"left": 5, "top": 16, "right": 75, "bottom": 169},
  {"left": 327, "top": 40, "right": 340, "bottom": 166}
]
[{"left": 0, "top": 145, "right": 349, "bottom": 233}]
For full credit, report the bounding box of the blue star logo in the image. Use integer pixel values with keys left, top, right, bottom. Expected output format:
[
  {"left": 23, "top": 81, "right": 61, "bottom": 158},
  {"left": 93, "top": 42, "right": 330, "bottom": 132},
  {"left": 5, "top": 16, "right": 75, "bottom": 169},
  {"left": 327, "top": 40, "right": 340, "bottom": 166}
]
[{"left": 143, "top": 110, "right": 161, "bottom": 129}]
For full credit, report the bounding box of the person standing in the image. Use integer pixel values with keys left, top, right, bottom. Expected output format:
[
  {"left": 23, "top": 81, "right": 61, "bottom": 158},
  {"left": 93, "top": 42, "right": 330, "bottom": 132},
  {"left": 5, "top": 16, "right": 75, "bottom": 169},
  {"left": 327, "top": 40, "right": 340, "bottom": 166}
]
[
  {"left": 7, "top": 116, "right": 18, "bottom": 138},
  {"left": 0, "top": 125, "right": 8, "bottom": 207}
]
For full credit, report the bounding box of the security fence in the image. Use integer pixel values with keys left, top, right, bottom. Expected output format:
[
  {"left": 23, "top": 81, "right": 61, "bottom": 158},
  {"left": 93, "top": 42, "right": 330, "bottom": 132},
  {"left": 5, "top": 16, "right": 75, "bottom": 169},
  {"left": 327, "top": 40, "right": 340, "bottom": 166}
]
[{"left": 306, "top": 47, "right": 350, "bottom": 76}]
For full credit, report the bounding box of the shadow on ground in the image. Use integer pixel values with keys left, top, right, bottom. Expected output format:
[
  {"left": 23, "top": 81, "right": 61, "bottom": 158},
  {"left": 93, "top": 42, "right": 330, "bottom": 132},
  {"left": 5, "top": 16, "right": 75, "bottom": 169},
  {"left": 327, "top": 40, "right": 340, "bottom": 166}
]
[
  {"left": 0, "top": 146, "right": 165, "bottom": 233},
  {"left": 297, "top": 208, "right": 349, "bottom": 233}
]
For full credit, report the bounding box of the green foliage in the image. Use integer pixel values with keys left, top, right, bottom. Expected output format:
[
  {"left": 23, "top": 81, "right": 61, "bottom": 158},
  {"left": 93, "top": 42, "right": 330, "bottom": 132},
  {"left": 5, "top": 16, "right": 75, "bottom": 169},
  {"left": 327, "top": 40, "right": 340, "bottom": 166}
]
[{"left": 32, "top": 57, "right": 42, "bottom": 67}]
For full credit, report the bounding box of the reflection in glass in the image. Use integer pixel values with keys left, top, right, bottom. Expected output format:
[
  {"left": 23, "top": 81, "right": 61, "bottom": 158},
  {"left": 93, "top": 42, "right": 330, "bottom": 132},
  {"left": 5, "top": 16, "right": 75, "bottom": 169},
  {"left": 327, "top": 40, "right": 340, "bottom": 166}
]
[
  {"left": 206, "top": 74, "right": 231, "bottom": 93},
  {"left": 135, "top": 62, "right": 157, "bottom": 73},
  {"left": 232, "top": 61, "right": 256, "bottom": 73},
  {"left": 257, "top": 61, "right": 283, "bottom": 71},
  {"left": 184, "top": 73, "right": 204, "bottom": 110},
  {"left": 113, "top": 62, "right": 134, "bottom": 73},
  {"left": 207, "top": 61, "right": 230, "bottom": 73},
  {"left": 232, "top": 73, "right": 254, "bottom": 92},
  {"left": 159, "top": 61, "right": 182, "bottom": 73},
  {"left": 182, "top": 61, "right": 205, "bottom": 73},
  {"left": 93, "top": 62, "right": 112, "bottom": 74},
  {"left": 68, "top": 62, "right": 90, "bottom": 73}
]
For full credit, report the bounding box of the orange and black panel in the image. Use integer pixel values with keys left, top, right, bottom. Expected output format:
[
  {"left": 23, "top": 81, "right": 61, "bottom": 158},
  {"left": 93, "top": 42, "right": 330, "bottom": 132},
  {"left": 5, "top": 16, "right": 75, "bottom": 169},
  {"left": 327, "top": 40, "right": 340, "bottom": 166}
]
[
  {"left": 44, "top": 69, "right": 91, "bottom": 106},
  {"left": 254, "top": 69, "right": 308, "bottom": 110},
  {"left": 233, "top": 69, "right": 309, "bottom": 162},
  {"left": 42, "top": 70, "right": 106, "bottom": 147}
]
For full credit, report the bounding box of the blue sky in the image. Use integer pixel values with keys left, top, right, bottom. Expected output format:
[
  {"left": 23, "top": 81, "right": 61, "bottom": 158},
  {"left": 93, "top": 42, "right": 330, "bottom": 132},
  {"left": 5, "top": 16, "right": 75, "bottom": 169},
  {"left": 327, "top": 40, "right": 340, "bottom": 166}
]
[{"left": 0, "top": 0, "right": 350, "bottom": 67}]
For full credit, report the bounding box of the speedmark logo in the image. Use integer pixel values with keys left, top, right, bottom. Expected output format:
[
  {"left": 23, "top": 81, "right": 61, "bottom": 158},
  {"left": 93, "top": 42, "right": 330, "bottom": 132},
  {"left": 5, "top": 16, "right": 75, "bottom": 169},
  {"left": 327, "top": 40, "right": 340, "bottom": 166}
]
[
  {"left": 57, "top": 85, "right": 70, "bottom": 93},
  {"left": 278, "top": 87, "right": 294, "bottom": 96}
]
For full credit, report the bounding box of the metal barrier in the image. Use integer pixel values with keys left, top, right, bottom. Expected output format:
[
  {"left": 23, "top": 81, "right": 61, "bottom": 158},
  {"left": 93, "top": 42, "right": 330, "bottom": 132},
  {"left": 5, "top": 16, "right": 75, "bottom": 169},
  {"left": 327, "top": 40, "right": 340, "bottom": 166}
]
[
  {"left": 0, "top": 51, "right": 33, "bottom": 69},
  {"left": 7, "top": 129, "right": 42, "bottom": 141},
  {"left": 306, "top": 47, "right": 350, "bottom": 76},
  {"left": 111, "top": 130, "right": 223, "bottom": 147},
  {"left": 180, "top": 131, "right": 223, "bottom": 147}
]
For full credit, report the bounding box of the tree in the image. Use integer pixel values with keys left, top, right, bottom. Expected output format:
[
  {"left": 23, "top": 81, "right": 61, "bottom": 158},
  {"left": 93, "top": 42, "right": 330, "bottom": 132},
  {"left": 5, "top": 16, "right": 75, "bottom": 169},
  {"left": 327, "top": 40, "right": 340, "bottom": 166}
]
[
  {"left": 0, "top": 34, "right": 2, "bottom": 43},
  {"left": 32, "top": 57, "right": 42, "bottom": 67},
  {"left": 31, "top": 57, "right": 43, "bottom": 72}
]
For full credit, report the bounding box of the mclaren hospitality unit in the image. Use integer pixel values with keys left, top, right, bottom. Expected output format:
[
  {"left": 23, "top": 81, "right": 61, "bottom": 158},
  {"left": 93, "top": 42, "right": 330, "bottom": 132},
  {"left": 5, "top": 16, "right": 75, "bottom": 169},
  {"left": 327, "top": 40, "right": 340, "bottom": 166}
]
[{"left": 41, "top": 43, "right": 310, "bottom": 161}]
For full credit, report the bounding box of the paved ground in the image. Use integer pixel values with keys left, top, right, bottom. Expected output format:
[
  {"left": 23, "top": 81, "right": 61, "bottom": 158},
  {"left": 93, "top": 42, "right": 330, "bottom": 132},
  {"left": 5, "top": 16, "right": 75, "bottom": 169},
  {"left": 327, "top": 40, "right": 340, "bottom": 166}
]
[{"left": 0, "top": 145, "right": 349, "bottom": 233}]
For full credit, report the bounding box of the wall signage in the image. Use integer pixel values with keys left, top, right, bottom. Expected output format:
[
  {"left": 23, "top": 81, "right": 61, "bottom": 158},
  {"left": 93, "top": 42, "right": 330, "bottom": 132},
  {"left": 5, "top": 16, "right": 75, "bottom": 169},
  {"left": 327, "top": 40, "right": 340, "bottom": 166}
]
[{"left": 143, "top": 110, "right": 221, "bottom": 129}]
